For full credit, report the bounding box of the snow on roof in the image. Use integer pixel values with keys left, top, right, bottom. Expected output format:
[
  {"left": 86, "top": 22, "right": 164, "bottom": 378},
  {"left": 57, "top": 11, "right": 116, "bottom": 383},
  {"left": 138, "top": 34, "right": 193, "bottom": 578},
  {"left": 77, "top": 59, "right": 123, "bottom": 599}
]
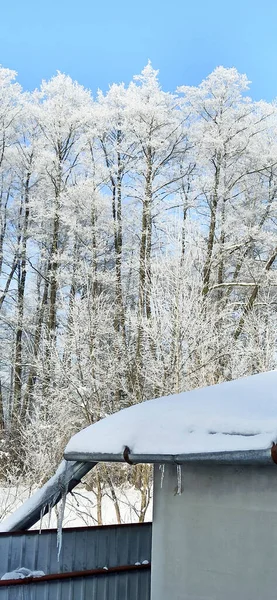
[
  {"left": 2, "top": 371, "right": 277, "bottom": 534},
  {"left": 64, "top": 371, "right": 277, "bottom": 460}
]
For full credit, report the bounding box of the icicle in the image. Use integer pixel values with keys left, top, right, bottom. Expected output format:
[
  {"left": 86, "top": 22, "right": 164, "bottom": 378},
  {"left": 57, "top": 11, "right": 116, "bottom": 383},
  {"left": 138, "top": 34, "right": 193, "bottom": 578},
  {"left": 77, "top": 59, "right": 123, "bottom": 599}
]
[
  {"left": 39, "top": 505, "right": 47, "bottom": 534},
  {"left": 159, "top": 464, "right": 165, "bottom": 489},
  {"left": 47, "top": 490, "right": 59, "bottom": 530},
  {"left": 176, "top": 465, "right": 182, "bottom": 495},
  {"left": 47, "top": 502, "right": 52, "bottom": 529},
  {"left": 57, "top": 491, "right": 67, "bottom": 562}
]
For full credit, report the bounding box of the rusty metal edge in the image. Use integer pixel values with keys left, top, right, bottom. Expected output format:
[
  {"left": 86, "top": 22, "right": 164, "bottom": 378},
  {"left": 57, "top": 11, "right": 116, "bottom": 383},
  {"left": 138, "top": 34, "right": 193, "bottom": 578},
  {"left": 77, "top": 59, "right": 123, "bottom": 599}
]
[
  {"left": 0, "top": 562, "right": 151, "bottom": 587},
  {"left": 0, "top": 521, "right": 152, "bottom": 537},
  {"left": 271, "top": 443, "right": 277, "bottom": 464}
]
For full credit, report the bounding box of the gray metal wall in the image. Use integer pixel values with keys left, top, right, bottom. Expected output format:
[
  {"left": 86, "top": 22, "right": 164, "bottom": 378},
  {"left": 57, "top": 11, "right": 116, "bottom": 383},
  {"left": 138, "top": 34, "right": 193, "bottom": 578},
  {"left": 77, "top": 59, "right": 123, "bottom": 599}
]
[
  {"left": 0, "top": 523, "right": 151, "bottom": 574},
  {"left": 0, "top": 523, "right": 151, "bottom": 600},
  {"left": 151, "top": 463, "right": 277, "bottom": 600},
  {"left": 0, "top": 569, "right": 151, "bottom": 600}
]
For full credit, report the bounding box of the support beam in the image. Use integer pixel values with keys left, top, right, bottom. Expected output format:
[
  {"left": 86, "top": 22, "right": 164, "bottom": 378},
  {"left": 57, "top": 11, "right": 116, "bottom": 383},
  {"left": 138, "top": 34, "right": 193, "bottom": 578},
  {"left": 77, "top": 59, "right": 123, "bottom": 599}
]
[{"left": 0, "top": 460, "right": 96, "bottom": 532}]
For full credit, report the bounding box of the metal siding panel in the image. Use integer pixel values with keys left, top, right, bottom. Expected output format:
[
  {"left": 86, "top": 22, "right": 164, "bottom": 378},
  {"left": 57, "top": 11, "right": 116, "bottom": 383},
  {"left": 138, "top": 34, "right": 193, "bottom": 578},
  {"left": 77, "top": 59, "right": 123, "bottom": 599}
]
[
  {"left": 73, "top": 530, "right": 88, "bottom": 571},
  {"left": 114, "top": 572, "right": 124, "bottom": 600},
  {"left": 60, "top": 577, "right": 70, "bottom": 600},
  {"left": 31, "top": 532, "right": 39, "bottom": 571},
  {"left": 86, "top": 528, "right": 97, "bottom": 571},
  {"left": 2, "top": 537, "right": 10, "bottom": 575},
  {"left": 45, "top": 532, "right": 57, "bottom": 573},
  {"left": 95, "top": 573, "right": 107, "bottom": 598},
  {"left": 0, "top": 571, "right": 151, "bottom": 600},
  {"left": 6, "top": 536, "right": 20, "bottom": 572},
  {"left": 45, "top": 531, "right": 54, "bottom": 574},
  {"left": 72, "top": 578, "right": 84, "bottom": 600},
  {"left": 0, "top": 524, "right": 151, "bottom": 600}
]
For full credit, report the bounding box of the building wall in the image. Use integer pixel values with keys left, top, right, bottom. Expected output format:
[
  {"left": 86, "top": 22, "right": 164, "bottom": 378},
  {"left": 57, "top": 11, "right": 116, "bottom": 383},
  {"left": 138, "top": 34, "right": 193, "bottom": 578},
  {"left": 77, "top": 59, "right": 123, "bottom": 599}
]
[
  {"left": 151, "top": 463, "right": 277, "bottom": 600},
  {"left": 0, "top": 523, "right": 152, "bottom": 576},
  {"left": 0, "top": 523, "right": 152, "bottom": 600},
  {"left": 0, "top": 569, "right": 151, "bottom": 600}
]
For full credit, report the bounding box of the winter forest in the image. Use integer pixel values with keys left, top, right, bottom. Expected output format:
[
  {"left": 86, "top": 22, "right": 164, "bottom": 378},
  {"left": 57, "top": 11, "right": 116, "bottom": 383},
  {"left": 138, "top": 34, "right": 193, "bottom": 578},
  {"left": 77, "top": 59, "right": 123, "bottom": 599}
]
[{"left": 1, "top": 61, "right": 277, "bottom": 523}]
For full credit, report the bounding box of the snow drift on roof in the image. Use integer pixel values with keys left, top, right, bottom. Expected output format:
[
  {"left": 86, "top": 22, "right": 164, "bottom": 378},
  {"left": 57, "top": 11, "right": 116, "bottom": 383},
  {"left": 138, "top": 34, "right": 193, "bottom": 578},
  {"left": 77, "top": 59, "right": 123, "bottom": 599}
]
[{"left": 64, "top": 371, "right": 277, "bottom": 459}]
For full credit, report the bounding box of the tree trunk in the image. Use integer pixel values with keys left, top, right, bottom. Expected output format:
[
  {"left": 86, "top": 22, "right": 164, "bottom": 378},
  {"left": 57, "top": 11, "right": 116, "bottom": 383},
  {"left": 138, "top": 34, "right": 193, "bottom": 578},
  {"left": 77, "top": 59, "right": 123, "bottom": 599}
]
[
  {"left": 135, "top": 147, "right": 153, "bottom": 385},
  {"left": 13, "top": 173, "right": 31, "bottom": 423},
  {"left": 202, "top": 154, "right": 221, "bottom": 295},
  {"left": 96, "top": 472, "right": 103, "bottom": 525}
]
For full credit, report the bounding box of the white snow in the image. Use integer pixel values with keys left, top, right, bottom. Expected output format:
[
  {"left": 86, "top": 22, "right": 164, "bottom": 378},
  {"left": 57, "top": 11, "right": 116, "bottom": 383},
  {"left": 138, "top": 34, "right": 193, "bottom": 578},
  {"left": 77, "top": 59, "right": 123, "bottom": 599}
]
[
  {"left": 65, "top": 371, "right": 277, "bottom": 458},
  {"left": 0, "top": 460, "right": 70, "bottom": 533},
  {"left": 159, "top": 464, "right": 165, "bottom": 488},
  {"left": 57, "top": 491, "right": 67, "bottom": 561},
  {"left": 1, "top": 568, "right": 45, "bottom": 580},
  {"left": 176, "top": 465, "right": 182, "bottom": 495},
  {"left": 0, "top": 484, "right": 152, "bottom": 530}
]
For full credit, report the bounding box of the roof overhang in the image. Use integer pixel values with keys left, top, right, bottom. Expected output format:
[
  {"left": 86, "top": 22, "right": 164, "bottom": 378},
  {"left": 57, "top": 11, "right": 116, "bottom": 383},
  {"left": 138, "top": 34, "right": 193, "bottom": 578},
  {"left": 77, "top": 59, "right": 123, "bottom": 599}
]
[
  {"left": 64, "top": 444, "right": 277, "bottom": 466},
  {"left": 64, "top": 372, "right": 277, "bottom": 460}
]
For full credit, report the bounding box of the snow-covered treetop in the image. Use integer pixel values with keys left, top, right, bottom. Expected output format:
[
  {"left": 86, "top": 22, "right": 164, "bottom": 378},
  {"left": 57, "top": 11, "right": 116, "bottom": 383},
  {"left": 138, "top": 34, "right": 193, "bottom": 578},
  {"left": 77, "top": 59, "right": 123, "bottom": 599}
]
[
  {"left": 177, "top": 66, "right": 251, "bottom": 112},
  {"left": 133, "top": 60, "right": 160, "bottom": 88},
  {"left": 64, "top": 371, "right": 277, "bottom": 459}
]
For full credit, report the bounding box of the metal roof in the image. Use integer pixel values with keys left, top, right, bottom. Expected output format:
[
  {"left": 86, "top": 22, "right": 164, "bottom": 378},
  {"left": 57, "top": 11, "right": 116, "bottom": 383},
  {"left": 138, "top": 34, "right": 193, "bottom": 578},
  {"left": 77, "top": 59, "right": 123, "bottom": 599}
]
[
  {"left": 2, "top": 372, "right": 277, "bottom": 533},
  {"left": 64, "top": 371, "right": 277, "bottom": 460}
]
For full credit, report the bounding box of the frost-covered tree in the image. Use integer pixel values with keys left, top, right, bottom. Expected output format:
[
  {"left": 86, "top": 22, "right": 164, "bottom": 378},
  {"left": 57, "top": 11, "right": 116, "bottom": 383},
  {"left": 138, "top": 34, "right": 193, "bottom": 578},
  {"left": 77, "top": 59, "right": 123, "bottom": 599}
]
[{"left": 1, "top": 63, "right": 277, "bottom": 523}]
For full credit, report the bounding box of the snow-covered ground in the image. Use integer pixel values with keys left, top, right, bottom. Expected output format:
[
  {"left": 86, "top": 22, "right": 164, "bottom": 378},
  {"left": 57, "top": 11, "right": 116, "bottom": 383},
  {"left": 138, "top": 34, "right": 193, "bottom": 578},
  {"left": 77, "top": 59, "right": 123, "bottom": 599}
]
[{"left": 0, "top": 483, "right": 152, "bottom": 529}]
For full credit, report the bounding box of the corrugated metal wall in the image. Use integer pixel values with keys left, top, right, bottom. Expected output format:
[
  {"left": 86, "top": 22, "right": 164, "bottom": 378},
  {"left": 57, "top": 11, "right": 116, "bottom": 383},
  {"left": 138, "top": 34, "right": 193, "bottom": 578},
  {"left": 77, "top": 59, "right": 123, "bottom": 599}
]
[
  {"left": 0, "top": 523, "right": 152, "bottom": 574},
  {"left": 0, "top": 523, "right": 152, "bottom": 600},
  {"left": 0, "top": 569, "right": 151, "bottom": 600}
]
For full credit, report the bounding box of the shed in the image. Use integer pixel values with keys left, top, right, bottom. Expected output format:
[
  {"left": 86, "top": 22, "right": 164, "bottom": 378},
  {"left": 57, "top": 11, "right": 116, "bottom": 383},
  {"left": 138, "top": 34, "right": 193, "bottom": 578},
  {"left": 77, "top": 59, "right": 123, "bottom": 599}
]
[{"left": 2, "top": 370, "right": 277, "bottom": 600}]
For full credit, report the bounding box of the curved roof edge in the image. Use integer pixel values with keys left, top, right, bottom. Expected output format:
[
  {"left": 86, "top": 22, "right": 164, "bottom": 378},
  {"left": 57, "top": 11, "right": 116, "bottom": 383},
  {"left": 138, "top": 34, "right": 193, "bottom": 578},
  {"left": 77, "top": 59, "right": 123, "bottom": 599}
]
[
  {"left": 65, "top": 371, "right": 277, "bottom": 458},
  {"left": 64, "top": 445, "right": 277, "bottom": 465}
]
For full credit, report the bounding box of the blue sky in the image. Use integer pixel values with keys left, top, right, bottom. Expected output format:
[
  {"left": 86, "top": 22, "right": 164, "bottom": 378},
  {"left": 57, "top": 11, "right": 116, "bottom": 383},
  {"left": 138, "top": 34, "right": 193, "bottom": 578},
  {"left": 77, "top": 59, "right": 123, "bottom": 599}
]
[{"left": 1, "top": 0, "right": 276, "bottom": 100}]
